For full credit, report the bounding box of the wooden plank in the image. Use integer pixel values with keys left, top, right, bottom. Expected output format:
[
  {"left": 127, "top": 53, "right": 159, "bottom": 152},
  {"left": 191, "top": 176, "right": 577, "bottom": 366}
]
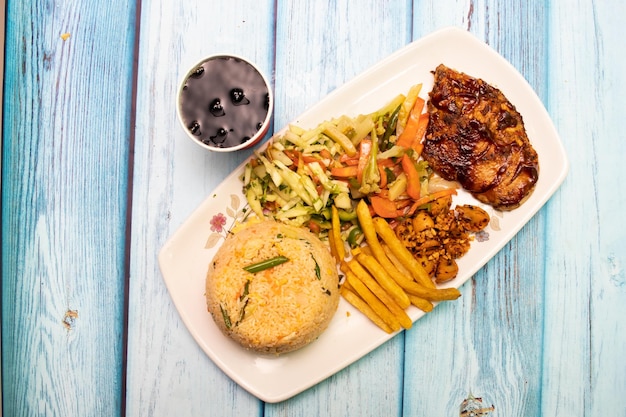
[
  {"left": 272, "top": 0, "right": 411, "bottom": 128},
  {"left": 264, "top": 1, "right": 411, "bottom": 415},
  {"left": 1, "top": 0, "right": 137, "bottom": 416},
  {"left": 265, "top": 340, "right": 405, "bottom": 415},
  {"left": 125, "top": 1, "right": 274, "bottom": 415},
  {"left": 542, "top": 1, "right": 626, "bottom": 416},
  {"left": 0, "top": 0, "right": 5, "bottom": 412},
  {"left": 403, "top": 1, "right": 549, "bottom": 415},
  {"left": 3, "top": 0, "right": 624, "bottom": 416}
]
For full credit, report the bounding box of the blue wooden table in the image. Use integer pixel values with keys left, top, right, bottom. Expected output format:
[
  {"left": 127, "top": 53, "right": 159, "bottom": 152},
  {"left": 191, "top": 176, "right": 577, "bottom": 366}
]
[{"left": 2, "top": 1, "right": 625, "bottom": 416}]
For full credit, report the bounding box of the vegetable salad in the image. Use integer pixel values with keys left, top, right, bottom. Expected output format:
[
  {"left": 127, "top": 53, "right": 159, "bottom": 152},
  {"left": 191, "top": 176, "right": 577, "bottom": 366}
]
[{"left": 240, "top": 83, "right": 457, "bottom": 246}]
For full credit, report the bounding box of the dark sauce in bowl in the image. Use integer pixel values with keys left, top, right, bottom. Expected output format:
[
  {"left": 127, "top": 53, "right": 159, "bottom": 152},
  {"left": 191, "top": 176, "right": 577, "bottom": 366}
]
[{"left": 178, "top": 56, "right": 271, "bottom": 150}]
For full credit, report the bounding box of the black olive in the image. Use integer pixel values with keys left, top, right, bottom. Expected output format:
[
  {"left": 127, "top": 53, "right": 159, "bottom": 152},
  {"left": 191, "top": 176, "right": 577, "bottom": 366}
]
[
  {"left": 230, "top": 88, "right": 249, "bottom": 105},
  {"left": 188, "top": 121, "right": 201, "bottom": 136},
  {"left": 209, "top": 98, "right": 225, "bottom": 117},
  {"left": 210, "top": 128, "right": 228, "bottom": 144}
]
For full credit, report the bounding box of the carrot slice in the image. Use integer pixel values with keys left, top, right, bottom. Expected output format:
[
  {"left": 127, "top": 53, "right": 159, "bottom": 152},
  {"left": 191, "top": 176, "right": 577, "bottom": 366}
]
[
  {"left": 301, "top": 154, "right": 322, "bottom": 164},
  {"left": 376, "top": 188, "right": 390, "bottom": 199},
  {"left": 356, "top": 139, "right": 372, "bottom": 184},
  {"left": 319, "top": 148, "right": 332, "bottom": 160},
  {"left": 330, "top": 165, "right": 358, "bottom": 178},
  {"left": 370, "top": 196, "right": 403, "bottom": 218},
  {"left": 285, "top": 149, "right": 327, "bottom": 169},
  {"left": 401, "top": 154, "right": 421, "bottom": 200},
  {"left": 396, "top": 97, "right": 425, "bottom": 148},
  {"left": 378, "top": 163, "right": 388, "bottom": 189},
  {"left": 377, "top": 158, "right": 395, "bottom": 168},
  {"left": 339, "top": 153, "right": 360, "bottom": 166},
  {"left": 283, "top": 149, "right": 301, "bottom": 165},
  {"left": 410, "top": 113, "right": 429, "bottom": 153}
]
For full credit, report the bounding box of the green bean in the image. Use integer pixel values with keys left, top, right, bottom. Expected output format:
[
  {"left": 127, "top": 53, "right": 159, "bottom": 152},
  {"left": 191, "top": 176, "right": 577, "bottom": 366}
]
[
  {"left": 347, "top": 226, "right": 363, "bottom": 248},
  {"left": 380, "top": 104, "right": 401, "bottom": 151},
  {"left": 243, "top": 256, "right": 290, "bottom": 273},
  {"left": 239, "top": 280, "right": 250, "bottom": 301},
  {"left": 312, "top": 254, "right": 321, "bottom": 280},
  {"left": 220, "top": 305, "right": 232, "bottom": 329},
  {"left": 338, "top": 209, "right": 358, "bottom": 221}
]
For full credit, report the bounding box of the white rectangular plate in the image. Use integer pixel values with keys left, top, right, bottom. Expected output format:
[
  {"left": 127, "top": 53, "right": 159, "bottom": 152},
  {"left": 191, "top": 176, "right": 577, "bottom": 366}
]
[{"left": 158, "top": 27, "right": 569, "bottom": 403}]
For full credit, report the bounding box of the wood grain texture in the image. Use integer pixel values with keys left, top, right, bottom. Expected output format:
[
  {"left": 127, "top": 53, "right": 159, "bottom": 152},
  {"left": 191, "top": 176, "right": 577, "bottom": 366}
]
[
  {"left": 272, "top": 0, "right": 412, "bottom": 128},
  {"left": 542, "top": 1, "right": 626, "bottom": 416},
  {"left": 266, "top": 1, "right": 410, "bottom": 415},
  {"left": 4, "top": 0, "right": 626, "bottom": 416},
  {"left": 0, "top": 0, "right": 4, "bottom": 412},
  {"left": 405, "top": 1, "right": 550, "bottom": 416},
  {"left": 1, "top": 1, "right": 137, "bottom": 416},
  {"left": 125, "top": 1, "right": 274, "bottom": 416}
]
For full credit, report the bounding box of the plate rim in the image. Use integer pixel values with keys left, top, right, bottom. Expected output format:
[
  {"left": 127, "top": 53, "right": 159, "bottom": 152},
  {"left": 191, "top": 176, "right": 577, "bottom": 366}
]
[{"left": 158, "top": 26, "right": 569, "bottom": 403}]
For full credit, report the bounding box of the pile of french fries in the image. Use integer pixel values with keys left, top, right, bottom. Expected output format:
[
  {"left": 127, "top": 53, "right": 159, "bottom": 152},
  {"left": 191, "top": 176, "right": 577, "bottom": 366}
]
[{"left": 328, "top": 199, "right": 461, "bottom": 333}]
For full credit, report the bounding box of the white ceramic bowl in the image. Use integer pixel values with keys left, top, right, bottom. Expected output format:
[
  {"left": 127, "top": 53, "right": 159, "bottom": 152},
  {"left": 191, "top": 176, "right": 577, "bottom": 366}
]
[{"left": 176, "top": 54, "right": 273, "bottom": 152}]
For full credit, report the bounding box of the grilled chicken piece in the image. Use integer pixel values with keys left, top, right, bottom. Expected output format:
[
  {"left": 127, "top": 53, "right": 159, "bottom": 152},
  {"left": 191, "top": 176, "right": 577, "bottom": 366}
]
[{"left": 422, "top": 64, "right": 539, "bottom": 210}]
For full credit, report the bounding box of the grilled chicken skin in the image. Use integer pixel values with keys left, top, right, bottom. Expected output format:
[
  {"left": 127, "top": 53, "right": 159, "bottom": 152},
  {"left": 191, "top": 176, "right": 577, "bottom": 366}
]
[{"left": 422, "top": 64, "right": 539, "bottom": 210}]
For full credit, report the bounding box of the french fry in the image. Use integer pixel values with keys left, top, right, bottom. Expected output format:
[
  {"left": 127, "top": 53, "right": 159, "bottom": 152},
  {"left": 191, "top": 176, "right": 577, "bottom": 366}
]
[
  {"left": 351, "top": 246, "right": 363, "bottom": 257},
  {"left": 357, "top": 199, "right": 414, "bottom": 287},
  {"left": 328, "top": 222, "right": 339, "bottom": 262},
  {"left": 354, "top": 252, "right": 410, "bottom": 309},
  {"left": 382, "top": 243, "right": 411, "bottom": 275},
  {"left": 347, "top": 259, "right": 412, "bottom": 329},
  {"left": 345, "top": 269, "right": 401, "bottom": 332},
  {"left": 372, "top": 216, "right": 436, "bottom": 289},
  {"left": 370, "top": 245, "right": 458, "bottom": 300},
  {"left": 340, "top": 286, "right": 393, "bottom": 333},
  {"left": 357, "top": 199, "right": 454, "bottom": 300},
  {"left": 356, "top": 200, "right": 408, "bottom": 285},
  {"left": 356, "top": 199, "right": 379, "bottom": 242},
  {"left": 339, "top": 260, "right": 351, "bottom": 275},
  {"left": 381, "top": 243, "right": 434, "bottom": 310},
  {"left": 398, "top": 279, "right": 460, "bottom": 301},
  {"left": 408, "top": 294, "right": 434, "bottom": 312},
  {"left": 330, "top": 205, "right": 345, "bottom": 262},
  {"left": 341, "top": 277, "right": 354, "bottom": 292},
  {"left": 382, "top": 244, "right": 437, "bottom": 290}
]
